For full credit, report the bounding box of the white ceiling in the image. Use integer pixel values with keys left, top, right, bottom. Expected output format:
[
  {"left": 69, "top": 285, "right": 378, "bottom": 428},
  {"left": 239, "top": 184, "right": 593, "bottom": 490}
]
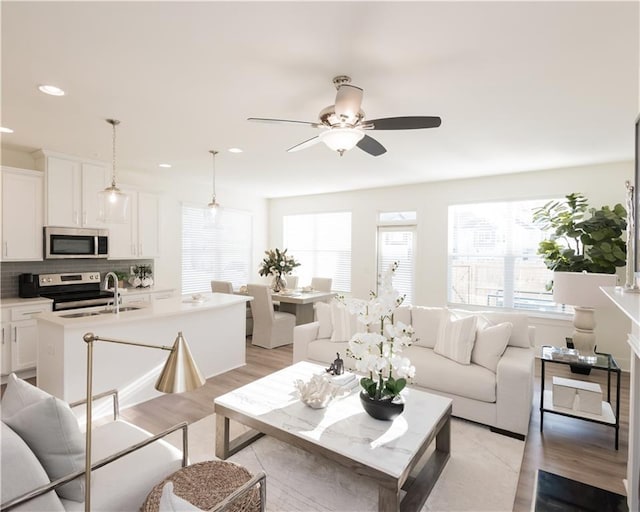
[{"left": 1, "top": 1, "right": 638, "bottom": 198}]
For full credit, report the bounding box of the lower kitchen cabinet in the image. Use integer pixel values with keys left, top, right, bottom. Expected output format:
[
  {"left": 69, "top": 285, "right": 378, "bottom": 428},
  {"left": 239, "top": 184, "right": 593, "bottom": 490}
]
[{"left": 1, "top": 302, "right": 52, "bottom": 375}]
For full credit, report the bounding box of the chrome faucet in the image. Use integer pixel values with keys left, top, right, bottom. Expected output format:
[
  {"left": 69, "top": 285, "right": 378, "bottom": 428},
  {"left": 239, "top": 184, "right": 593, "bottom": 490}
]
[{"left": 103, "top": 272, "right": 120, "bottom": 314}]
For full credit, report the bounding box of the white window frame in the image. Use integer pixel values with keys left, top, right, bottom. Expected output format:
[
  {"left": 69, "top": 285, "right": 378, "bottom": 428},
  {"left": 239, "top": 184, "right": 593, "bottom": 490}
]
[{"left": 376, "top": 224, "right": 417, "bottom": 305}]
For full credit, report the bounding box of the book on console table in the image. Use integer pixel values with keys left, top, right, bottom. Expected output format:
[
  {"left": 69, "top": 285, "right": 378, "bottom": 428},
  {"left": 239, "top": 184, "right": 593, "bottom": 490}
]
[{"left": 330, "top": 372, "right": 359, "bottom": 390}]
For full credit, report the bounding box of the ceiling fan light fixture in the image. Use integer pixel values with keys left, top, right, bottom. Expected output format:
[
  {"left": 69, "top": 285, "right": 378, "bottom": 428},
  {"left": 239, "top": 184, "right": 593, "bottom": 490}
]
[{"left": 319, "top": 128, "right": 365, "bottom": 155}]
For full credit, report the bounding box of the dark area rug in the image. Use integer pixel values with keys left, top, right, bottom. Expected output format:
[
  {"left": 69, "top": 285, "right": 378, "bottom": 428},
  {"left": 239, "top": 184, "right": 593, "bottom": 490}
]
[{"left": 534, "top": 469, "right": 628, "bottom": 512}]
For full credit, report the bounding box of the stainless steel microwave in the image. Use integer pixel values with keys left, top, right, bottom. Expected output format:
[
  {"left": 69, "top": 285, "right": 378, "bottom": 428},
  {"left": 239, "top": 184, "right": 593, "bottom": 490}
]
[{"left": 44, "top": 227, "right": 109, "bottom": 259}]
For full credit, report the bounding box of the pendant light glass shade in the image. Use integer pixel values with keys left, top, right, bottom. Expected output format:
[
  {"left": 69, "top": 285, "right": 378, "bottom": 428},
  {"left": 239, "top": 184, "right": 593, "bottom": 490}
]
[
  {"left": 319, "top": 127, "right": 365, "bottom": 154},
  {"left": 206, "top": 149, "right": 221, "bottom": 225},
  {"left": 98, "top": 119, "right": 130, "bottom": 223}
]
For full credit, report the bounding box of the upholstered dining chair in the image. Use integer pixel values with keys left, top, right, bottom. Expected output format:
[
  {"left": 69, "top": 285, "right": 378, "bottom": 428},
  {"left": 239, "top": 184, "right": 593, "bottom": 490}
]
[
  {"left": 247, "top": 284, "right": 296, "bottom": 349},
  {"left": 211, "top": 280, "right": 234, "bottom": 293},
  {"left": 310, "top": 277, "right": 332, "bottom": 292},
  {"left": 286, "top": 275, "right": 299, "bottom": 290}
]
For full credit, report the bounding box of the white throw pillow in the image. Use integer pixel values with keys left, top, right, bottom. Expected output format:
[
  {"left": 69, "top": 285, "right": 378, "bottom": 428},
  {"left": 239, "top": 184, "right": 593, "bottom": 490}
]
[
  {"left": 1, "top": 373, "right": 51, "bottom": 419},
  {"left": 471, "top": 322, "right": 513, "bottom": 372},
  {"left": 1, "top": 421, "right": 66, "bottom": 511},
  {"left": 159, "top": 481, "right": 204, "bottom": 512},
  {"left": 330, "top": 302, "right": 352, "bottom": 342},
  {"left": 434, "top": 315, "right": 478, "bottom": 365},
  {"left": 411, "top": 307, "right": 448, "bottom": 348},
  {"left": 315, "top": 302, "right": 333, "bottom": 339},
  {"left": 480, "top": 312, "right": 530, "bottom": 348},
  {"left": 4, "top": 397, "right": 85, "bottom": 502}
]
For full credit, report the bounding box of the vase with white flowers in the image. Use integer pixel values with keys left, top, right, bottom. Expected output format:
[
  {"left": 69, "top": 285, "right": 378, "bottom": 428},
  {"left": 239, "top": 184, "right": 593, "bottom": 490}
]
[
  {"left": 345, "top": 262, "right": 415, "bottom": 420},
  {"left": 258, "top": 248, "right": 301, "bottom": 292}
]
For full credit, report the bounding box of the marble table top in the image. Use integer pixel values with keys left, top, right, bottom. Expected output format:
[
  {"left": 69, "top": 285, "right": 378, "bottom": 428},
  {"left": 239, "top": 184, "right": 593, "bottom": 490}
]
[{"left": 214, "top": 361, "right": 452, "bottom": 479}]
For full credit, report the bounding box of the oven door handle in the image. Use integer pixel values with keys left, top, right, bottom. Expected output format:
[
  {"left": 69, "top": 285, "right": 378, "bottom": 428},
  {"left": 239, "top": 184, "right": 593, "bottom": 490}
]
[{"left": 55, "top": 298, "right": 112, "bottom": 311}]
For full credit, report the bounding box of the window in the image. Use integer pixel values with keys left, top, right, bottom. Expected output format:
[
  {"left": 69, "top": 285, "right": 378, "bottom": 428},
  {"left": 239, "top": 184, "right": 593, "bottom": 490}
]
[
  {"left": 182, "top": 206, "right": 252, "bottom": 294},
  {"left": 377, "top": 211, "right": 417, "bottom": 304},
  {"left": 448, "top": 199, "right": 561, "bottom": 312},
  {"left": 283, "top": 212, "right": 352, "bottom": 292}
]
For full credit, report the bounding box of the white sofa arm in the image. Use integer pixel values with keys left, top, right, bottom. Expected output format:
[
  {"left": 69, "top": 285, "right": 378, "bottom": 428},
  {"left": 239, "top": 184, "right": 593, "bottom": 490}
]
[
  {"left": 293, "top": 322, "right": 320, "bottom": 363},
  {"left": 495, "top": 346, "right": 534, "bottom": 437}
]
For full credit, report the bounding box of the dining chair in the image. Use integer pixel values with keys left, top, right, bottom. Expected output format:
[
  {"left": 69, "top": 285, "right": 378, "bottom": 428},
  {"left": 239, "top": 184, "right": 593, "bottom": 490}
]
[
  {"left": 310, "top": 277, "right": 332, "bottom": 292},
  {"left": 247, "top": 284, "right": 296, "bottom": 349},
  {"left": 287, "top": 275, "right": 299, "bottom": 290},
  {"left": 211, "top": 280, "right": 233, "bottom": 293}
]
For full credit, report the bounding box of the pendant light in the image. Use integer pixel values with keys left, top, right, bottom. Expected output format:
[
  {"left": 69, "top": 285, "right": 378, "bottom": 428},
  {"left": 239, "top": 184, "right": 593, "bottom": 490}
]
[
  {"left": 98, "top": 119, "right": 130, "bottom": 223},
  {"left": 207, "top": 149, "right": 220, "bottom": 220}
]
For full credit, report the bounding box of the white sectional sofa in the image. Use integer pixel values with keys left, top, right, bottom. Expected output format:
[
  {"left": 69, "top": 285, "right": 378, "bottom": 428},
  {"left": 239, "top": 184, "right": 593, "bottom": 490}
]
[{"left": 293, "top": 304, "right": 535, "bottom": 438}]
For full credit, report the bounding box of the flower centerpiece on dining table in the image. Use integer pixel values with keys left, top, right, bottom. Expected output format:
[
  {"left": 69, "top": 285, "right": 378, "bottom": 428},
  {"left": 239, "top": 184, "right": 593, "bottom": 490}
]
[
  {"left": 344, "top": 262, "right": 415, "bottom": 420},
  {"left": 258, "top": 248, "right": 301, "bottom": 292}
]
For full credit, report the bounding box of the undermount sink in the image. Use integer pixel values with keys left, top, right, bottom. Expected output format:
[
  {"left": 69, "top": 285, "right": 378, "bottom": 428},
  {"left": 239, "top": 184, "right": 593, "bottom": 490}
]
[
  {"left": 59, "top": 306, "right": 144, "bottom": 318},
  {"left": 59, "top": 311, "right": 104, "bottom": 318}
]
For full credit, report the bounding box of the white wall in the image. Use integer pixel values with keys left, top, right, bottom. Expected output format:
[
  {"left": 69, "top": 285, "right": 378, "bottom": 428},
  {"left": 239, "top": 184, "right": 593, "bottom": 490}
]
[
  {"left": 269, "top": 161, "right": 634, "bottom": 369},
  {"left": 0, "top": 149, "right": 269, "bottom": 296}
]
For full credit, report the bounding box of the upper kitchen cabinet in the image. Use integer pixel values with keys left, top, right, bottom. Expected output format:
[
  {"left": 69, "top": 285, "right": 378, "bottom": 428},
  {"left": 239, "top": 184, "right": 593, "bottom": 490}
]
[
  {"left": 1, "top": 167, "right": 44, "bottom": 261},
  {"left": 108, "top": 188, "right": 160, "bottom": 259},
  {"left": 33, "top": 150, "right": 109, "bottom": 228}
]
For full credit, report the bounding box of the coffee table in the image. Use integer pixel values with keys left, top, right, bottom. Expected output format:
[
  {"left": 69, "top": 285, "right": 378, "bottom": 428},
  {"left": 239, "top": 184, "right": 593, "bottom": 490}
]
[{"left": 214, "top": 361, "right": 452, "bottom": 512}]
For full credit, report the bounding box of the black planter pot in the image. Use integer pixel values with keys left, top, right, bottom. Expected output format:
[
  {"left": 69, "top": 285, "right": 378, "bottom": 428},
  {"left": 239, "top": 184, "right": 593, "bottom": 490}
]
[{"left": 359, "top": 392, "right": 404, "bottom": 421}]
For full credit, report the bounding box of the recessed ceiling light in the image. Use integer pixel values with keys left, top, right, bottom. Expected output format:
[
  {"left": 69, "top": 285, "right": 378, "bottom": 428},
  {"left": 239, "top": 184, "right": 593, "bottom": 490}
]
[
  {"left": 158, "top": 163, "right": 172, "bottom": 168},
  {"left": 0, "top": 127, "right": 14, "bottom": 133},
  {"left": 38, "top": 84, "right": 65, "bottom": 96},
  {"left": 228, "top": 147, "right": 243, "bottom": 153}
]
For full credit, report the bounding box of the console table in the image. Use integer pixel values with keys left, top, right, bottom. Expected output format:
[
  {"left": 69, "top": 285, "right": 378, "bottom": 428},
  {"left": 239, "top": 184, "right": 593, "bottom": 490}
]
[{"left": 539, "top": 345, "right": 621, "bottom": 449}]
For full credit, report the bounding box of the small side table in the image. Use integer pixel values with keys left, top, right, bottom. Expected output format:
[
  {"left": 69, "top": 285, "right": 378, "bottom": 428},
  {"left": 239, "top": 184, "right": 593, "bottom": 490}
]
[
  {"left": 539, "top": 346, "right": 621, "bottom": 449},
  {"left": 141, "top": 460, "right": 262, "bottom": 512}
]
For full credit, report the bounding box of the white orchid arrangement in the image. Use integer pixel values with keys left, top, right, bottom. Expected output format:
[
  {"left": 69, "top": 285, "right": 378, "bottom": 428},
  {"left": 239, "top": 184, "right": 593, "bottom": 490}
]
[{"left": 345, "top": 262, "right": 415, "bottom": 401}]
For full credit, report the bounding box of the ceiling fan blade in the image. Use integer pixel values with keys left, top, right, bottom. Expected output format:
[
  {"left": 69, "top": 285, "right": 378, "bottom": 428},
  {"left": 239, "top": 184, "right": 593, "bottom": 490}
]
[
  {"left": 334, "top": 84, "right": 363, "bottom": 119},
  {"left": 248, "top": 117, "right": 320, "bottom": 128},
  {"left": 365, "top": 116, "right": 442, "bottom": 130},
  {"left": 356, "top": 134, "right": 387, "bottom": 157},
  {"left": 287, "top": 135, "right": 322, "bottom": 153}
]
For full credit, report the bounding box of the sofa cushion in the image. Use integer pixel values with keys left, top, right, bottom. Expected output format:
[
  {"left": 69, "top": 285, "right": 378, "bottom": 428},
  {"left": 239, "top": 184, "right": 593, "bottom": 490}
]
[
  {"left": 472, "top": 322, "right": 512, "bottom": 372},
  {"left": 61, "top": 420, "right": 183, "bottom": 512},
  {"left": 449, "top": 309, "right": 530, "bottom": 348},
  {"left": 315, "top": 302, "right": 333, "bottom": 339},
  {"left": 405, "top": 346, "right": 497, "bottom": 403},
  {"left": 308, "top": 340, "right": 353, "bottom": 369},
  {"left": 1, "top": 421, "right": 66, "bottom": 512},
  {"left": 4, "top": 396, "right": 85, "bottom": 502},
  {"left": 330, "top": 302, "right": 354, "bottom": 342},
  {"left": 434, "top": 315, "right": 477, "bottom": 364},
  {"left": 1, "top": 372, "right": 51, "bottom": 419},
  {"left": 411, "top": 306, "right": 448, "bottom": 348},
  {"left": 393, "top": 305, "right": 412, "bottom": 327}
]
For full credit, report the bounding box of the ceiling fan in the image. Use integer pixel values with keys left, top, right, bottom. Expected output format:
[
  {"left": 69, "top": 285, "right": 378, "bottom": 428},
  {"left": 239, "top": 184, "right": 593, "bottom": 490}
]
[{"left": 248, "top": 75, "right": 442, "bottom": 157}]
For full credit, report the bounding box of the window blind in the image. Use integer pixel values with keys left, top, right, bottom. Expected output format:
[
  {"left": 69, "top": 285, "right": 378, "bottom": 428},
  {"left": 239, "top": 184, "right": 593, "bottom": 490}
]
[
  {"left": 377, "top": 226, "right": 415, "bottom": 305},
  {"left": 182, "top": 206, "right": 252, "bottom": 294},
  {"left": 283, "top": 212, "right": 352, "bottom": 292},
  {"left": 448, "top": 199, "right": 561, "bottom": 312}
]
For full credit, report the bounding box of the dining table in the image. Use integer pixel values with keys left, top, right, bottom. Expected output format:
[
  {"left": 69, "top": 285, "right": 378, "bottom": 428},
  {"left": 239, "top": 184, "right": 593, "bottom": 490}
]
[{"left": 237, "top": 288, "right": 335, "bottom": 325}]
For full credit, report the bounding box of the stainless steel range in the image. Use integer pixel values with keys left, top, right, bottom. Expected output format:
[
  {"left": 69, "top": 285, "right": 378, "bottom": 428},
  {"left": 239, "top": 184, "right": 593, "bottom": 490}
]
[{"left": 37, "top": 272, "right": 115, "bottom": 311}]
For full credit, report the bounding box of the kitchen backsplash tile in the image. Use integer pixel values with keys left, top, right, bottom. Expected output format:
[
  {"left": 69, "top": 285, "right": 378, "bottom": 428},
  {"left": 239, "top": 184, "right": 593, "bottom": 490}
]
[{"left": 1, "top": 259, "right": 153, "bottom": 298}]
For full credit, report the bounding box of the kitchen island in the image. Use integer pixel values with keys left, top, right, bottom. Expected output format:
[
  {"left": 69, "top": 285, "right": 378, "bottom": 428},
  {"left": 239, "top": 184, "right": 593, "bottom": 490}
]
[{"left": 37, "top": 292, "right": 251, "bottom": 412}]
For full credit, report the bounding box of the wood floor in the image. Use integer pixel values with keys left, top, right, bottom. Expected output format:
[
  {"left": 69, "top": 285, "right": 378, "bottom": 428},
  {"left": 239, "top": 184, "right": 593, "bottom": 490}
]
[{"left": 10, "top": 340, "right": 628, "bottom": 510}]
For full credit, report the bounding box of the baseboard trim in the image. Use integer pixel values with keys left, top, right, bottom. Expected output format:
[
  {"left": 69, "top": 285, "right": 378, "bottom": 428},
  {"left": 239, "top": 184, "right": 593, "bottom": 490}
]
[{"left": 490, "top": 426, "right": 526, "bottom": 441}]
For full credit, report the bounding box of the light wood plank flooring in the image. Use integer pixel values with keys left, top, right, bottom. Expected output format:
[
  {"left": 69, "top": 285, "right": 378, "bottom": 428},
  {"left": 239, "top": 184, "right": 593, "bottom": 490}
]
[{"left": 9, "top": 341, "right": 629, "bottom": 510}]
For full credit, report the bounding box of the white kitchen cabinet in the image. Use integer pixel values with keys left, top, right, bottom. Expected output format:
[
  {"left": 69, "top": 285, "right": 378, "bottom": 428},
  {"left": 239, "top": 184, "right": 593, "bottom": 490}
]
[
  {"left": 34, "top": 150, "right": 109, "bottom": 228},
  {"left": 1, "top": 302, "right": 52, "bottom": 375},
  {"left": 1, "top": 167, "right": 44, "bottom": 261},
  {"left": 108, "top": 188, "right": 160, "bottom": 259}
]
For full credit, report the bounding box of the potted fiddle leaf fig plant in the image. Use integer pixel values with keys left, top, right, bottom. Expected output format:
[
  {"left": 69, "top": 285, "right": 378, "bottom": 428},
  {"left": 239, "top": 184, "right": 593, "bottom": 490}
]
[{"left": 532, "top": 192, "right": 627, "bottom": 276}]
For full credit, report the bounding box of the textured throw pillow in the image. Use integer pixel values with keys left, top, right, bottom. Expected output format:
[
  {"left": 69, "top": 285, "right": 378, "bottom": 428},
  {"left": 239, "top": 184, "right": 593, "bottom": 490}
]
[
  {"left": 159, "top": 482, "right": 204, "bottom": 512},
  {"left": 4, "top": 397, "right": 85, "bottom": 502},
  {"left": 1, "top": 373, "right": 51, "bottom": 419},
  {"left": 480, "top": 312, "right": 530, "bottom": 348},
  {"left": 434, "top": 315, "right": 478, "bottom": 364},
  {"left": 1, "top": 421, "right": 66, "bottom": 511},
  {"left": 411, "top": 307, "right": 448, "bottom": 348},
  {"left": 471, "top": 322, "right": 513, "bottom": 372},
  {"left": 315, "top": 302, "right": 333, "bottom": 339},
  {"left": 330, "top": 302, "right": 353, "bottom": 342}
]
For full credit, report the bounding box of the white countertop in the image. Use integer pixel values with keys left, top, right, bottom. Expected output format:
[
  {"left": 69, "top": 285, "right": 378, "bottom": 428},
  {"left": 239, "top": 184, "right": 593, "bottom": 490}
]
[
  {"left": 36, "top": 292, "right": 250, "bottom": 328},
  {"left": 601, "top": 286, "right": 640, "bottom": 327},
  {"left": 113, "top": 286, "right": 175, "bottom": 295},
  {"left": 1, "top": 296, "right": 53, "bottom": 308}
]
